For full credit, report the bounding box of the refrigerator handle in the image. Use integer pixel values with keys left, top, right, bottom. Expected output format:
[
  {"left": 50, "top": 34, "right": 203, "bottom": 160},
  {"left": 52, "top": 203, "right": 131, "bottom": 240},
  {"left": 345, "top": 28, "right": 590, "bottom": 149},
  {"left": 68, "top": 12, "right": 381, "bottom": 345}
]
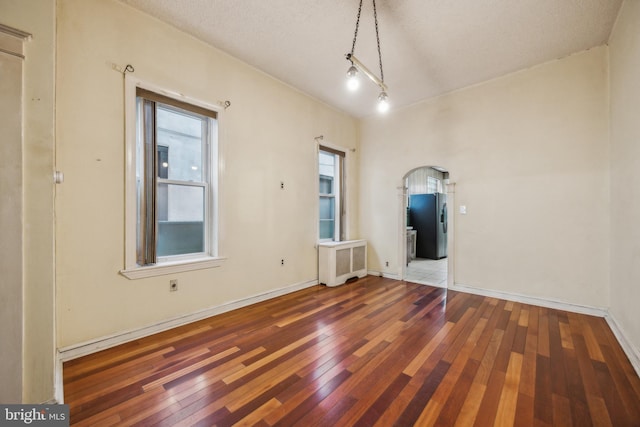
[{"left": 441, "top": 203, "right": 448, "bottom": 233}]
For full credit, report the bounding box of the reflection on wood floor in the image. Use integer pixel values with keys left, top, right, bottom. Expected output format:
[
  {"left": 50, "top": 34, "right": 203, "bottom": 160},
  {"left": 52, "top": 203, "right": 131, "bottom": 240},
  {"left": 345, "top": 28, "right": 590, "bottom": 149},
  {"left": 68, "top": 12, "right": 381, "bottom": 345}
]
[{"left": 64, "top": 276, "right": 640, "bottom": 426}]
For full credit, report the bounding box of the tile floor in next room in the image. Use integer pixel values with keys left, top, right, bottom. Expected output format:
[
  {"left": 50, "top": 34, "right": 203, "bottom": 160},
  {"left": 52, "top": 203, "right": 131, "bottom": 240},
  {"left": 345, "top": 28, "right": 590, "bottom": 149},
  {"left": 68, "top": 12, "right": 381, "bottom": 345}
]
[{"left": 406, "top": 257, "right": 448, "bottom": 286}]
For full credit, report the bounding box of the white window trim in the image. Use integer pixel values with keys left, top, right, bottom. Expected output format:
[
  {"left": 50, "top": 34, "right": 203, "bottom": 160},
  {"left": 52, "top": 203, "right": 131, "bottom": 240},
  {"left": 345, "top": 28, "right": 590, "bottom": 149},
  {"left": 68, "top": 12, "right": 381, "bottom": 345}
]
[
  {"left": 121, "top": 76, "right": 225, "bottom": 279},
  {"left": 316, "top": 140, "right": 350, "bottom": 243}
]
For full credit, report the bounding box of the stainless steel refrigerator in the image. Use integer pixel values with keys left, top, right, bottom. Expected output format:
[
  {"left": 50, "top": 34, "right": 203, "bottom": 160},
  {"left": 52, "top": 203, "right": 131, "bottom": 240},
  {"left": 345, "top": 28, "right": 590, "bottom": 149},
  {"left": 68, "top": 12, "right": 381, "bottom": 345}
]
[{"left": 408, "top": 193, "right": 448, "bottom": 260}]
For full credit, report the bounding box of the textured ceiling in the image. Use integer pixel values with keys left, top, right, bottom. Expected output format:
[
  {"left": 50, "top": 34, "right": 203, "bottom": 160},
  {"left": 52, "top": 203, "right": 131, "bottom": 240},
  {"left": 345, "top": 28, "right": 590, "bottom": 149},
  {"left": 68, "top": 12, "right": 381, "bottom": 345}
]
[{"left": 119, "top": 0, "right": 622, "bottom": 118}]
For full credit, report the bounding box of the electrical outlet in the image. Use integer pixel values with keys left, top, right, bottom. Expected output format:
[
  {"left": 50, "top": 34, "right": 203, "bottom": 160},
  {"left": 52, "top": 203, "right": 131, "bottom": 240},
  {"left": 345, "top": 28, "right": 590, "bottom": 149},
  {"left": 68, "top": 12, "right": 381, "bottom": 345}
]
[
  {"left": 281, "top": 259, "right": 284, "bottom": 266},
  {"left": 170, "top": 279, "right": 178, "bottom": 292},
  {"left": 385, "top": 261, "right": 389, "bottom": 267}
]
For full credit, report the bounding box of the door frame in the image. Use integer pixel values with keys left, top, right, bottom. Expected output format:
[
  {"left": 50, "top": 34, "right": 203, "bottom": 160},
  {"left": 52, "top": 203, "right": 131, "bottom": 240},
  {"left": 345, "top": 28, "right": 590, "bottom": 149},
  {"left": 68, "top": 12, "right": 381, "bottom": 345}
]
[
  {"left": 0, "top": 22, "right": 30, "bottom": 403},
  {"left": 398, "top": 168, "right": 455, "bottom": 288}
]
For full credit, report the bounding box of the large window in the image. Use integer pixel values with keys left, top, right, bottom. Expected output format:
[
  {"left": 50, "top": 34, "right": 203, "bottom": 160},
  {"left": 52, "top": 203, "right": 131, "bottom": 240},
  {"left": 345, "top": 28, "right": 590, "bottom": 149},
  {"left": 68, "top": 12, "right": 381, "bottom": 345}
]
[
  {"left": 122, "top": 83, "right": 221, "bottom": 278},
  {"left": 319, "top": 146, "right": 345, "bottom": 241}
]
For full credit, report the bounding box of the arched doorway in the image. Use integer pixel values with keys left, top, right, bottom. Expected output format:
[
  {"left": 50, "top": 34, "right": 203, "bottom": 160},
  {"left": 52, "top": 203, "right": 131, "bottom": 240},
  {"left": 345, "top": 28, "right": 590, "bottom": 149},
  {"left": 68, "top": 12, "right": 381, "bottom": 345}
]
[{"left": 399, "top": 166, "right": 454, "bottom": 288}]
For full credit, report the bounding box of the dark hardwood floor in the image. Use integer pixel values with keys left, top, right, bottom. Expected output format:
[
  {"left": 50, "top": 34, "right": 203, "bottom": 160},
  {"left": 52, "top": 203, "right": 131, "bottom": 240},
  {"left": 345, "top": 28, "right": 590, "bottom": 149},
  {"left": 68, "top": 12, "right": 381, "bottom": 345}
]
[{"left": 63, "top": 276, "right": 640, "bottom": 426}]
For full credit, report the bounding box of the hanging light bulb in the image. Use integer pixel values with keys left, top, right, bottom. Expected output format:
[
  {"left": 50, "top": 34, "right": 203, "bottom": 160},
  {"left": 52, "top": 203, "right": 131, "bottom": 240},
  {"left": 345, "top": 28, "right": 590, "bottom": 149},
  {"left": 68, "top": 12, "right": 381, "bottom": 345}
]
[
  {"left": 346, "top": 65, "right": 359, "bottom": 91},
  {"left": 377, "top": 91, "right": 389, "bottom": 113}
]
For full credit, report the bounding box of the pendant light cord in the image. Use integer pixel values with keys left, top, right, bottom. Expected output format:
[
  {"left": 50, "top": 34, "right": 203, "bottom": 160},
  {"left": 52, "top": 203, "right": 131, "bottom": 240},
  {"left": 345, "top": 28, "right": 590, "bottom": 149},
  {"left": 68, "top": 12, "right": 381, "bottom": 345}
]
[
  {"left": 350, "top": 0, "right": 363, "bottom": 56},
  {"left": 372, "top": 0, "right": 384, "bottom": 84},
  {"left": 349, "top": 0, "right": 385, "bottom": 85}
]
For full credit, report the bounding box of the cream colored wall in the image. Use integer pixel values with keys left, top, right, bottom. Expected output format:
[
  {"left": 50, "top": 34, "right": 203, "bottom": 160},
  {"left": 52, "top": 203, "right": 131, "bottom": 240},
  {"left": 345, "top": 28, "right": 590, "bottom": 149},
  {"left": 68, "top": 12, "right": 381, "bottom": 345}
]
[
  {"left": 0, "top": 0, "right": 56, "bottom": 403},
  {"left": 609, "top": 0, "right": 640, "bottom": 359},
  {"left": 360, "top": 47, "right": 610, "bottom": 308},
  {"left": 55, "top": 0, "right": 358, "bottom": 347}
]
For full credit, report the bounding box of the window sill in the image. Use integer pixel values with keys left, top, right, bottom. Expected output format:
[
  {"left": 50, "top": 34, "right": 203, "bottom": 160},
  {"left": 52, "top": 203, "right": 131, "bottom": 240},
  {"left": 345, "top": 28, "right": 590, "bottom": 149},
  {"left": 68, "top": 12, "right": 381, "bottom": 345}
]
[{"left": 120, "top": 256, "right": 226, "bottom": 280}]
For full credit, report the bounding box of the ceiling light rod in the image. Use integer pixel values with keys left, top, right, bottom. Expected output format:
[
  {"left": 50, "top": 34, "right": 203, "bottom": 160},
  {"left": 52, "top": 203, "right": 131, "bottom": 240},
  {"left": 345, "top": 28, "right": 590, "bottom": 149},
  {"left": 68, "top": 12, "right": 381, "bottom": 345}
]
[{"left": 345, "top": 53, "right": 388, "bottom": 92}]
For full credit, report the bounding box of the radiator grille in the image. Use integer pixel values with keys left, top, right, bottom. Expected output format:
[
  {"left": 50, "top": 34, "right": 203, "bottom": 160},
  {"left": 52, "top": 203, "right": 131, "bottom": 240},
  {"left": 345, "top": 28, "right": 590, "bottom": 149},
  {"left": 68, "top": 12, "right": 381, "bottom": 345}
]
[
  {"left": 352, "top": 245, "right": 366, "bottom": 272},
  {"left": 336, "top": 248, "right": 351, "bottom": 276}
]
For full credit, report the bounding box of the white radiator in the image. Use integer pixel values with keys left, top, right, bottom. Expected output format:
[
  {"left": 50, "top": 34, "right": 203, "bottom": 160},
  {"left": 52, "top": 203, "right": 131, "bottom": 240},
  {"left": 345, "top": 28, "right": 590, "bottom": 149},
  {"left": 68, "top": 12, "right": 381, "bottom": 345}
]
[{"left": 318, "top": 239, "right": 367, "bottom": 287}]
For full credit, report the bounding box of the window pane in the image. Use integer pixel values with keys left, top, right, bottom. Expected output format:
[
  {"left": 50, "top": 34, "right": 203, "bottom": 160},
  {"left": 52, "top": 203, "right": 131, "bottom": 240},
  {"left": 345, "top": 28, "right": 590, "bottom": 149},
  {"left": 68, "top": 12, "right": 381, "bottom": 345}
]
[
  {"left": 319, "top": 196, "right": 335, "bottom": 240},
  {"left": 156, "top": 105, "right": 204, "bottom": 182},
  {"left": 319, "top": 151, "right": 335, "bottom": 178},
  {"left": 319, "top": 196, "right": 335, "bottom": 220},
  {"left": 319, "top": 220, "right": 335, "bottom": 240},
  {"left": 319, "top": 176, "right": 333, "bottom": 194},
  {"left": 427, "top": 176, "right": 440, "bottom": 194},
  {"left": 157, "top": 184, "right": 204, "bottom": 256}
]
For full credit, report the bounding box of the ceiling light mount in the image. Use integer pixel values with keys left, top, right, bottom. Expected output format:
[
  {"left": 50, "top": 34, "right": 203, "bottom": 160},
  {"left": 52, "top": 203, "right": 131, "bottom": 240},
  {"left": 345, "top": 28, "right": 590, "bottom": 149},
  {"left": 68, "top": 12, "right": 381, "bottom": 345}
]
[{"left": 345, "top": 0, "right": 389, "bottom": 113}]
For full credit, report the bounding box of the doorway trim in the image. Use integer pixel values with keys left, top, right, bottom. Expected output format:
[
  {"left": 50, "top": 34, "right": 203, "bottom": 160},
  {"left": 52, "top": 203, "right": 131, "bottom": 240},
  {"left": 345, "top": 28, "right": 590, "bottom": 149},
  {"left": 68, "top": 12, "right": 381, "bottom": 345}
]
[
  {"left": 398, "top": 168, "right": 455, "bottom": 288},
  {"left": 0, "top": 22, "right": 31, "bottom": 403}
]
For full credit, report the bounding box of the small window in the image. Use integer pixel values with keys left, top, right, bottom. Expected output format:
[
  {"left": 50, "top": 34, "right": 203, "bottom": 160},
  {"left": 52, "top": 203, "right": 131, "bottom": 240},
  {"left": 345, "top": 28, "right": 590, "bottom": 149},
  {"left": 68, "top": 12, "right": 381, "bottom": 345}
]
[
  {"left": 319, "top": 146, "right": 345, "bottom": 241},
  {"left": 427, "top": 176, "right": 441, "bottom": 194}
]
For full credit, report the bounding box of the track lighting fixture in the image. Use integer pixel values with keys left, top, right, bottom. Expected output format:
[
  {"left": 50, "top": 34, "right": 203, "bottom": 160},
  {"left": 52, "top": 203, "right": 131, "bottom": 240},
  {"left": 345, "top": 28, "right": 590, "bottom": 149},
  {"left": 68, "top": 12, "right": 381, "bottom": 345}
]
[{"left": 345, "top": 0, "right": 389, "bottom": 113}]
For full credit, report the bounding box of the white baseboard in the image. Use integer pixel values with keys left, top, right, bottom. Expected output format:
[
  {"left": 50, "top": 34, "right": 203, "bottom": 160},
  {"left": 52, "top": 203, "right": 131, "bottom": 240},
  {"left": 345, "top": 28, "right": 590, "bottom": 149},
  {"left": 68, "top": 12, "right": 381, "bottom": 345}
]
[
  {"left": 367, "top": 270, "right": 401, "bottom": 280},
  {"left": 450, "top": 282, "right": 608, "bottom": 317},
  {"left": 58, "top": 278, "right": 318, "bottom": 362},
  {"left": 405, "top": 279, "right": 447, "bottom": 289},
  {"left": 604, "top": 313, "right": 640, "bottom": 378}
]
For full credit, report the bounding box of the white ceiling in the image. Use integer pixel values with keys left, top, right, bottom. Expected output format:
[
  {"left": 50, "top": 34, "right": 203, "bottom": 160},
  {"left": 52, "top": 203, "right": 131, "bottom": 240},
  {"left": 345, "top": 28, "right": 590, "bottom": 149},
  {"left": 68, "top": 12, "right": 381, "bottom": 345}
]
[{"left": 119, "top": 0, "right": 622, "bottom": 118}]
